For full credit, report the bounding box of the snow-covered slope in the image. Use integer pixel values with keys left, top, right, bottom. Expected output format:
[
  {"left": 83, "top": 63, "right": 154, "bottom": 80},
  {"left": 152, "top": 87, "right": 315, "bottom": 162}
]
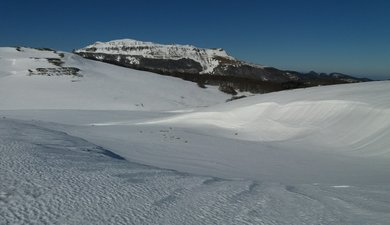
[
  {"left": 27, "top": 81, "right": 385, "bottom": 184},
  {"left": 0, "top": 47, "right": 229, "bottom": 110}
]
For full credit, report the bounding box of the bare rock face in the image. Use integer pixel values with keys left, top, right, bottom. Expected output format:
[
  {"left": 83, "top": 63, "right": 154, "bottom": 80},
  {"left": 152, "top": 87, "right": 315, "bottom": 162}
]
[
  {"left": 76, "top": 52, "right": 204, "bottom": 75},
  {"left": 29, "top": 67, "right": 81, "bottom": 77}
]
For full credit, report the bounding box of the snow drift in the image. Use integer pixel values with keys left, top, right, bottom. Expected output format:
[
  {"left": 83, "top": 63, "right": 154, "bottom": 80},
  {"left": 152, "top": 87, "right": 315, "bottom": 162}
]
[{"left": 141, "top": 82, "right": 390, "bottom": 157}]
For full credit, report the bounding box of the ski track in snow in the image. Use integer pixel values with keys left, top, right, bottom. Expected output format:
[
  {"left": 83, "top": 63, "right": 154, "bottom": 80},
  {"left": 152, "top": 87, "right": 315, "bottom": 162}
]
[{"left": 1, "top": 118, "right": 390, "bottom": 225}]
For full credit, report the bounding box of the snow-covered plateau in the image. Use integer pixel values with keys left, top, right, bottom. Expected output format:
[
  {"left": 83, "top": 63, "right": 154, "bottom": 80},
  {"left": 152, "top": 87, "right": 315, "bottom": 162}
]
[{"left": 1, "top": 47, "right": 390, "bottom": 224}]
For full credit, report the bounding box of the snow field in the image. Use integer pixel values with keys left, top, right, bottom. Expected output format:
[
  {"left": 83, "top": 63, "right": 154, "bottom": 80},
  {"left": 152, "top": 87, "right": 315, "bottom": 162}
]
[
  {"left": 1, "top": 119, "right": 389, "bottom": 225},
  {"left": 1, "top": 47, "right": 390, "bottom": 224}
]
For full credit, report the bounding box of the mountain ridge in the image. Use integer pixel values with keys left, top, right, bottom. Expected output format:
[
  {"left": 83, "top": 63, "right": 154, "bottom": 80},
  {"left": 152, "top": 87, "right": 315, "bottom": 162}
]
[{"left": 74, "top": 38, "right": 370, "bottom": 90}]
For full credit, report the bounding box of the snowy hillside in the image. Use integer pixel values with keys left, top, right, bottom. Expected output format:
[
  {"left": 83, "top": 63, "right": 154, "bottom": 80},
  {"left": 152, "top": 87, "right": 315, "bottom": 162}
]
[
  {"left": 1, "top": 46, "right": 390, "bottom": 224},
  {"left": 0, "top": 47, "right": 229, "bottom": 110}
]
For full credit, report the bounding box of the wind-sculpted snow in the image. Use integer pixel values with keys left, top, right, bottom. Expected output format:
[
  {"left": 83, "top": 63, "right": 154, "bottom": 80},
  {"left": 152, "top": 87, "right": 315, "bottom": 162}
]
[
  {"left": 142, "top": 99, "right": 390, "bottom": 154},
  {"left": 1, "top": 118, "right": 390, "bottom": 225}
]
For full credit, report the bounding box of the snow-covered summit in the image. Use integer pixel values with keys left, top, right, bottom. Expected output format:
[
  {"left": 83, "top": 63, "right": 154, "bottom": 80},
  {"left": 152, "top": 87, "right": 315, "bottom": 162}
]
[
  {"left": 85, "top": 38, "right": 231, "bottom": 57},
  {"left": 75, "top": 38, "right": 369, "bottom": 85},
  {"left": 76, "top": 38, "right": 234, "bottom": 74}
]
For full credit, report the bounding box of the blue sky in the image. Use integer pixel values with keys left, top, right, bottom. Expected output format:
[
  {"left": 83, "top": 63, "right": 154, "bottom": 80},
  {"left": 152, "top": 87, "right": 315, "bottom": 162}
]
[{"left": 1, "top": 0, "right": 389, "bottom": 79}]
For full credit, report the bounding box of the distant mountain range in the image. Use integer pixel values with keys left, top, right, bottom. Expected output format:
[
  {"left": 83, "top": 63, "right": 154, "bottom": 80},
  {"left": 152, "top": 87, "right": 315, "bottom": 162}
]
[{"left": 74, "top": 39, "right": 370, "bottom": 93}]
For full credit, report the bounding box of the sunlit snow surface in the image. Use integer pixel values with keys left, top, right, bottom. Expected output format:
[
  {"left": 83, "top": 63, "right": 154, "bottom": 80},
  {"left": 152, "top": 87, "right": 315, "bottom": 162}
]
[
  {"left": 1, "top": 119, "right": 390, "bottom": 225},
  {"left": 1, "top": 47, "right": 390, "bottom": 224}
]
